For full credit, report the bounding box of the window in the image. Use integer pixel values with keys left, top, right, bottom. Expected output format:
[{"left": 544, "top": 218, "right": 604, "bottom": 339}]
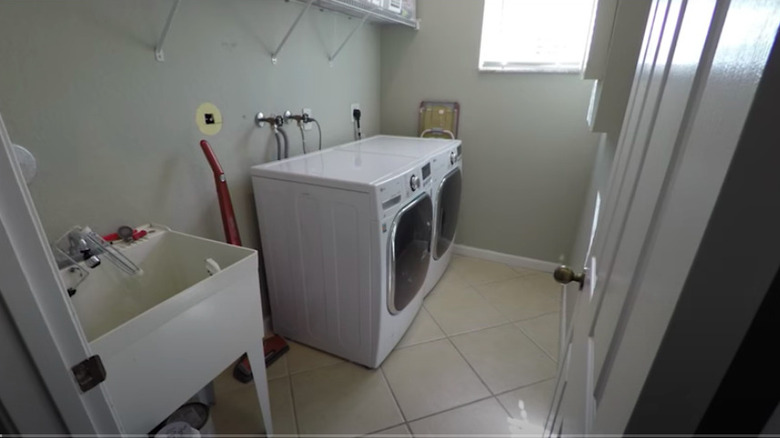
[{"left": 479, "top": 0, "right": 597, "bottom": 73}]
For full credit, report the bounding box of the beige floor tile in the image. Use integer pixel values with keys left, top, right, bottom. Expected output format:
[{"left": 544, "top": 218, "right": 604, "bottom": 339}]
[
  {"left": 267, "top": 377, "right": 298, "bottom": 436},
  {"left": 381, "top": 339, "right": 489, "bottom": 421},
  {"left": 451, "top": 325, "right": 557, "bottom": 394},
  {"left": 291, "top": 362, "right": 403, "bottom": 436},
  {"left": 450, "top": 256, "right": 521, "bottom": 286},
  {"left": 211, "top": 370, "right": 268, "bottom": 434},
  {"left": 424, "top": 285, "right": 507, "bottom": 335},
  {"left": 476, "top": 276, "right": 560, "bottom": 322},
  {"left": 396, "top": 307, "right": 446, "bottom": 349},
  {"left": 287, "top": 340, "right": 344, "bottom": 375},
  {"left": 497, "top": 379, "right": 556, "bottom": 431},
  {"left": 516, "top": 313, "right": 561, "bottom": 362},
  {"left": 408, "top": 398, "right": 511, "bottom": 436},
  {"left": 425, "top": 267, "right": 471, "bottom": 300},
  {"left": 367, "top": 423, "right": 412, "bottom": 436},
  {"left": 213, "top": 365, "right": 250, "bottom": 395},
  {"left": 266, "top": 355, "right": 289, "bottom": 380},
  {"left": 510, "top": 265, "right": 547, "bottom": 277},
  {"left": 525, "top": 272, "right": 564, "bottom": 299}
]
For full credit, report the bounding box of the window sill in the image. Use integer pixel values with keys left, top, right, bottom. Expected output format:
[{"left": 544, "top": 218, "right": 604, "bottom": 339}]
[{"left": 478, "top": 64, "right": 582, "bottom": 74}]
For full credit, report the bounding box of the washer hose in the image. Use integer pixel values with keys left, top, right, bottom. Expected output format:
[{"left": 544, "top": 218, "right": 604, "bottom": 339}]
[
  {"left": 273, "top": 128, "right": 283, "bottom": 160},
  {"left": 278, "top": 126, "right": 290, "bottom": 159},
  {"left": 298, "top": 124, "right": 307, "bottom": 154},
  {"left": 309, "top": 118, "right": 323, "bottom": 151}
]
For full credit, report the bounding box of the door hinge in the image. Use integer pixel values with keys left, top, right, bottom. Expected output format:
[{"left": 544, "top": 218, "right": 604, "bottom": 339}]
[{"left": 71, "top": 355, "right": 106, "bottom": 392}]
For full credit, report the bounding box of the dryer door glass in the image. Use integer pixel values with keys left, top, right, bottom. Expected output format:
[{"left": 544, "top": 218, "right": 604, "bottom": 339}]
[
  {"left": 434, "top": 168, "right": 462, "bottom": 260},
  {"left": 388, "top": 194, "right": 432, "bottom": 315}
]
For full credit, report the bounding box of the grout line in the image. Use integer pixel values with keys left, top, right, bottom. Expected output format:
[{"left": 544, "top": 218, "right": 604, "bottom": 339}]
[
  {"left": 393, "top": 334, "right": 448, "bottom": 351},
  {"left": 445, "top": 336, "right": 494, "bottom": 395},
  {"left": 362, "top": 419, "right": 408, "bottom": 436},
  {"left": 403, "top": 393, "right": 496, "bottom": 424},
  {"left": 443, "top": 320, "right": 515, "bottom": 338},
  {"left": 512, "top": 310, "right": 561, "bottom": 323},
  {"left": 379, "top": 366, "right": 409, "bottom": 424},
  {"left": 288, "top": 359, "right": 345, "bottom": 377},
  {"left": 286, "top": 373, "right": 300, "bottom": 436},
  {"left": 492, "top": 377, "right": 558, "bottom": 398},
  {"left": 515, "top": 324, "right": 559, "bottom": 365},
  {"left": 494, "top": 394, "right": 514, "bottom": 419}
]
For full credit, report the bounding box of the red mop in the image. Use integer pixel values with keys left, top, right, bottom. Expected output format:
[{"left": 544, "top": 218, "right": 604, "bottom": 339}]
[{"left": 200, "top": 140, "right": 288, "bottom": 383}]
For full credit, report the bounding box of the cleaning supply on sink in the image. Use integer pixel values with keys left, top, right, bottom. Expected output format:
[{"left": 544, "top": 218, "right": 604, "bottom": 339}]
[{"left": 102, "top": 226, "right": 148, "bottom": 243}]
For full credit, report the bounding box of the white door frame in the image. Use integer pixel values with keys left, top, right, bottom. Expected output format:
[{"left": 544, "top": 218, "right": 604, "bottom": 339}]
[{"left": 0, "top": 114, "right": 122, "bottom": 434}]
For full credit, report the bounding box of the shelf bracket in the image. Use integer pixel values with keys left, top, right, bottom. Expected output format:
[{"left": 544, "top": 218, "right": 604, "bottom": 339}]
[
  {"left": 155, "top": 0, "right": 182, "bottom": 62},
  {"left": 328, "top": 13, "right": 369, "bottom": 66},
  {"left": 271, "top": 0, "right": 315, "bottom": 64}
]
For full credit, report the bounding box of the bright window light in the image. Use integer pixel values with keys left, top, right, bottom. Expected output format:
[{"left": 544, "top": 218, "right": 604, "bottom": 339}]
[{"left": 479, "top": 0, "right": 597, "bottom": 73}]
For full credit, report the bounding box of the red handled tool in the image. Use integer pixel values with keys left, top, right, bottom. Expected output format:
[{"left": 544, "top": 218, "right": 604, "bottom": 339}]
[
  {"left": 199, "top": 140, "right": 288, "bottom": 383},
  {"left": 200, "top": 140, "right": 242, "bottom": 246}
]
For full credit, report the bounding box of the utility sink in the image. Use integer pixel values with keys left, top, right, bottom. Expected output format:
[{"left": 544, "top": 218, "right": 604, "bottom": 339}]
[{"left": 66, "top": 225, "right": 272, "bottom": 434}]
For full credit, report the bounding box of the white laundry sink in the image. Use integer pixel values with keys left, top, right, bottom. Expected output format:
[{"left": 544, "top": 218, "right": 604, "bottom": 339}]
[{"left": 66, "top": 225, "right": 271, "bottom": 433}]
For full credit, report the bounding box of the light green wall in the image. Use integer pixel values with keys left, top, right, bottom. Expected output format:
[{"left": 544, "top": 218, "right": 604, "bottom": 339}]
[
  {"left": 0, "top": 0, "right": 380, "bottom": 249},
  {"left": 380, "top": 0, "right": 600, "bottom": 263}
]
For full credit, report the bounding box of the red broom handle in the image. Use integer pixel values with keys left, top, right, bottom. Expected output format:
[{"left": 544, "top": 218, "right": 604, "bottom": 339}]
[{"left": 200, "top": 140, "right": 242, "bottom": 246}]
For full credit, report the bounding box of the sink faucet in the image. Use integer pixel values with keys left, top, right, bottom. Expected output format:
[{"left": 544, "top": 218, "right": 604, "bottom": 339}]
[{"left": 67, "top": 230, "right": 102, "bottom": 269}]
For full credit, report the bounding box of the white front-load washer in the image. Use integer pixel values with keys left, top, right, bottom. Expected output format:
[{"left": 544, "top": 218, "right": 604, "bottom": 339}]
[
  {"left": 336, "top": 136, "right": 462, "bottom": 296},
  {"left": 251, "top": 147, "right": 435, "bottom": 368}
]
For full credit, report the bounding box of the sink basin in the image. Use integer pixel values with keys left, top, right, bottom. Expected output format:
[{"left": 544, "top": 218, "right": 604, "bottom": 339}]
[{"left": 66, "top": 225, "right": 271, "bottom": 433}]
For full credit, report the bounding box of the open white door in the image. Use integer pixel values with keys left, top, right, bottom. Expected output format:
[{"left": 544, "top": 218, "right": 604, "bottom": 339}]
[
  {"left": 546, "top": 0, "right": 780, "bottom": 434},
  {"left": 0, "top": 114, "right": 122, "bottom": 434}
]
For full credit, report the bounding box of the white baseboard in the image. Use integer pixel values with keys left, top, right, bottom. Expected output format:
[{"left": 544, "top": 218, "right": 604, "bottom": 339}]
[{"left": 453, "top": 244, "right": 558, "bottom": 273}]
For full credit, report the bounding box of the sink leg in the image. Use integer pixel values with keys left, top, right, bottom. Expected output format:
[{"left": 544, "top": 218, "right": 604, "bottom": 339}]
[{"left": 247, "top": 346, "right": 273, "bottom": 435}]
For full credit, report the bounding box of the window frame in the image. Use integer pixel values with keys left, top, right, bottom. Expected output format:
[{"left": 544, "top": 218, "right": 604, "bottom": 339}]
[{"left": 477, "top": 0, "right": 597, "bottom": 74}]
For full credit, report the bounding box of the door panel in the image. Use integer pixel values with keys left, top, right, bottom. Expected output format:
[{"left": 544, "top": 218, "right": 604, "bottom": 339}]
[
  {"left": 593, "top": 0, "right": 719, "bottom": 394},
  {"left": 547, "top": 0, "right": 772, "bottom": 434},
  {"left": 0, "top": 114, "right": 121, "bottom": 433}
]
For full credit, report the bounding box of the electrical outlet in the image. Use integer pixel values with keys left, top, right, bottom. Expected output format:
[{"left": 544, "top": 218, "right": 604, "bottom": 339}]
[
  {"left": 302, "top": 108, "right": 313, "bottom": 131},
  {"left": 350, "top": 103, "right": 361, "bottom": 122}
]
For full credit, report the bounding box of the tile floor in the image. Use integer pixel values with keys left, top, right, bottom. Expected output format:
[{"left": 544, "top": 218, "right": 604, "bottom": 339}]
[{"left": 210, "top": 255, "right": 561, "bottom": 437}]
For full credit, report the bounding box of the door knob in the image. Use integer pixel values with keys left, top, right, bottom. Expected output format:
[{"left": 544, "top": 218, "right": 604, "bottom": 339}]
[{"left": 553, "top": 265, "right": 586, "bottom": 290}]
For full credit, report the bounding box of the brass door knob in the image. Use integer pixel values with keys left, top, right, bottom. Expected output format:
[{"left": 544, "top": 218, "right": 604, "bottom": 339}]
[{"left": 553, "top": 265, "right": 586, "bottom": 290}]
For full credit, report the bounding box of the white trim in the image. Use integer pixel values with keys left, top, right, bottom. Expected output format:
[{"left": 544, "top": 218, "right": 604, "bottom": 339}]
[
  {"left": 0, "top": 114, "right": 122, "bottom": 434},
  {"left": 453, "top": 244, "right": 558, "bottom": 272}
]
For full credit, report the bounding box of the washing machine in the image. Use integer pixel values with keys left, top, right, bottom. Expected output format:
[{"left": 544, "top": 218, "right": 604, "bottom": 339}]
[
  {"left": 251, "top": 147, "right": 434, "bottom": 368},
  {"left": 336, "top": 136, "right": 462, "bottom": 296}
]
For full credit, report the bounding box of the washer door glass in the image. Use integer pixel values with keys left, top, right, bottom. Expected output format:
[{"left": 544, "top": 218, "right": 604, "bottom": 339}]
[
  {"left": 434, "top": 168, "right": 462, "bottom": 260},
  {"left": 388, "top": 193, "right": 433, "bottom": 315}
]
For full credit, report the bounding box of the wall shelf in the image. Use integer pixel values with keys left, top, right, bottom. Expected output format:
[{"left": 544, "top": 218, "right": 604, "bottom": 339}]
[
  {"left": 152, "top": 0, "right": 418, "bottom": 64},
  {"left": 307, "top": 0, "right": 419, "bottom": 29},
  {"left": 279, "top": 0, "right": 418, "bottom": 65}
]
